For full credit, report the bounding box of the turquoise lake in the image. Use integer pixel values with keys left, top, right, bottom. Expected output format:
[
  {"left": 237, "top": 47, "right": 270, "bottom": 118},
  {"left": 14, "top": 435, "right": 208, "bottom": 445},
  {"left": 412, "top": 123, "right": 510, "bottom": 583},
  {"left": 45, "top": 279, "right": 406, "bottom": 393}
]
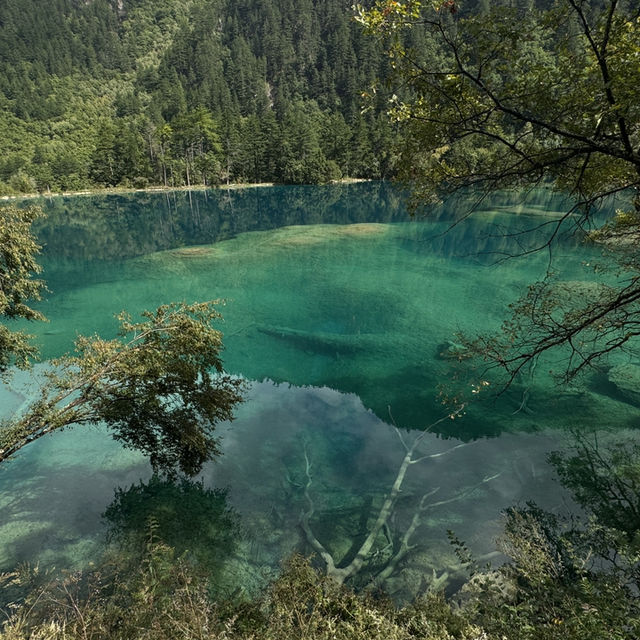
[{"left": 1, "top": 182, "right": 639, "bottom": 600}]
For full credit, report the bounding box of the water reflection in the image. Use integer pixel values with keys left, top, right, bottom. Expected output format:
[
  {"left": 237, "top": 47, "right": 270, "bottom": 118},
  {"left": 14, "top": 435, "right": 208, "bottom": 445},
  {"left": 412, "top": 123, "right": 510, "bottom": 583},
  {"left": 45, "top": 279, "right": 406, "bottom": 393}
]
[
  {"left": 0, "top": 379, "right": 574, "bottom": 600},
  {"left": 104, "top": 476, "right": 239, "bottom": 590},
  {"left": 32, "top": 183, "right": 410, "bottom": 262},
  {"left": 30, "top": 183, "right": 590, "bottom": 276},
  {"left": 4, "top": 183, "right": 640, "bottom": 601}
]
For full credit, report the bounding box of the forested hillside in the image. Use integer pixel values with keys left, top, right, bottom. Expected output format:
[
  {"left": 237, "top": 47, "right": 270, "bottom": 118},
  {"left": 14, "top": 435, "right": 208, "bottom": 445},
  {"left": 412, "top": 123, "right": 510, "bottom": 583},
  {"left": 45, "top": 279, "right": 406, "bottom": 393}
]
[
  {"left": 3, "top": 2, "right": 640, "bottom": 638},
  {"left": 0, "top": 0, "right": 405, "bottom": 193}
]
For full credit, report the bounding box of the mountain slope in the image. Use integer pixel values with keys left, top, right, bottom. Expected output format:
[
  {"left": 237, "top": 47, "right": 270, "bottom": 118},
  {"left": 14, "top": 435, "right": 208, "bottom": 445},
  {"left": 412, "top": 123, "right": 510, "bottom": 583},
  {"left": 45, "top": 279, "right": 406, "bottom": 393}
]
[{"left": 0, "top": 0, "right": 401, "bottom": 192}]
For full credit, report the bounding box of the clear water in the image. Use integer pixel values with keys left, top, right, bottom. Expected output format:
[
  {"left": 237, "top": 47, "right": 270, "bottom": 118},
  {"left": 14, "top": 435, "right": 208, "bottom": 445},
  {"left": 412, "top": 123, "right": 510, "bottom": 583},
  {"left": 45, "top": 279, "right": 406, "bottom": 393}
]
[{"left": 1, "top": 183, "right": 638, "bottom": 600}]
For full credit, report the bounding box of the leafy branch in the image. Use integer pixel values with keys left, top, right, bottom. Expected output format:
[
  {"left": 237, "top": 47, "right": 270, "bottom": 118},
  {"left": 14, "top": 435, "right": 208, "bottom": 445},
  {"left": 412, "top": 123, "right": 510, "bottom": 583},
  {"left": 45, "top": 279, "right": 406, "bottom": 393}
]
[{"left": 1, "top": 301, "right": 245, "bottom": 476}]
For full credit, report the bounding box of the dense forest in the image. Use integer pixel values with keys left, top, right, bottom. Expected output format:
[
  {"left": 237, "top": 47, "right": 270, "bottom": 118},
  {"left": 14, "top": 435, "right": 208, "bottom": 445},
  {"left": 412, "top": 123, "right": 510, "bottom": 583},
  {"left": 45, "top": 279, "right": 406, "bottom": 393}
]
[
  {"left": 0, "top": 0, "right": 544, "bottom": 194},
  {"left": 0, "top": 0, "right": 407, "bottom": 193}
]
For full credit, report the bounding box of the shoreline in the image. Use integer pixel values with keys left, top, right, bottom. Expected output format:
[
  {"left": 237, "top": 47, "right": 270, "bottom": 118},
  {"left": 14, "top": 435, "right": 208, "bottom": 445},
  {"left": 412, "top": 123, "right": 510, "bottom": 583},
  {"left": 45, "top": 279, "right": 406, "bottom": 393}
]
[{"left": 0, "top": 178, "right": 372, "bottom": 202}]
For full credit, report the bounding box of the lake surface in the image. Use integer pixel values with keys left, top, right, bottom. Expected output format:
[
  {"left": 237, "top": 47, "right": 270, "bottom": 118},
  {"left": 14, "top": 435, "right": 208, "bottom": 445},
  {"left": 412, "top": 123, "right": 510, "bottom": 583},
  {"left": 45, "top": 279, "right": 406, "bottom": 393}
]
[{"left": 1, "top": 182, "right": 639, "bottom": 601}]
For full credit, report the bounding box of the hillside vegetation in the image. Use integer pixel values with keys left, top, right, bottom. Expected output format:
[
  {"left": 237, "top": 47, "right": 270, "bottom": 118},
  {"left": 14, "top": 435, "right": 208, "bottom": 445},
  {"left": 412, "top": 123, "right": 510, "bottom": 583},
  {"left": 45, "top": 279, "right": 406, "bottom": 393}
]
[{"left": 0, "top": 0, "right": 406, "bottom": 193}]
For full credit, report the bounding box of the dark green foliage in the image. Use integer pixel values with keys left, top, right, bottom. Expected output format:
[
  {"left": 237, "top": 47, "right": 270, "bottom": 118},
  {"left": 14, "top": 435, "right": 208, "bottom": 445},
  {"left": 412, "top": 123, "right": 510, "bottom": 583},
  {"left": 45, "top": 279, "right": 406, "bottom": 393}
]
[
  {"left": 0, "top": 0, "right": 407, "bottom": 192},
  {"left": 0, "top": 205, "right": 44, "bottom": 373},
  {"left": 0, "top": 206, "right": 44, "bottom": 321},
  {"left": 82, "top": 304, "right": 244, "bottom": 475},
  {"left": 549, "top": 432, "right": 640, "bottom": 539}
]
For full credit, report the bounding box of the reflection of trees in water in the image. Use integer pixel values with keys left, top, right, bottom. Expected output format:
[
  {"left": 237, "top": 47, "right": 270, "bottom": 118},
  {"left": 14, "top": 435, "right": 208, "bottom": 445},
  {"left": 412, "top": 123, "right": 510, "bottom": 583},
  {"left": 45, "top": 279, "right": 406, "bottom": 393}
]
[
  {"left": 549, "top": 429, "right": 640, "bottom": 539},
  {"left": 32, "top": 183, "right": 587, "bottom": 263},
  {"left": 103, "top": 476, "right": 239, "bottom": 583},
  {"left": 26, "top": 183, "right": 610, "bottom": 439},
  {"left": 32, "top": 183, "right": 409, "bottom": 262}
]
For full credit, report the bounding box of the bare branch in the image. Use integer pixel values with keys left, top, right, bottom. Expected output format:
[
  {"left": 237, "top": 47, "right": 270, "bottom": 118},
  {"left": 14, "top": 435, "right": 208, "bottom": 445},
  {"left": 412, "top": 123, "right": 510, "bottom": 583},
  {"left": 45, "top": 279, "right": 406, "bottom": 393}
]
[{"left": 299, "top": 406, "right": 473, "bottom": 585}]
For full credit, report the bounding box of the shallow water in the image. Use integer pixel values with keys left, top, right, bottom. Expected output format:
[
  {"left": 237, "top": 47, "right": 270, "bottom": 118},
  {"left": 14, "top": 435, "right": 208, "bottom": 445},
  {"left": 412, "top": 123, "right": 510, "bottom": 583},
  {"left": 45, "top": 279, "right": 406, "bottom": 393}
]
[{"left": 1, "top": 183, "right": 638, "bottom": 600}]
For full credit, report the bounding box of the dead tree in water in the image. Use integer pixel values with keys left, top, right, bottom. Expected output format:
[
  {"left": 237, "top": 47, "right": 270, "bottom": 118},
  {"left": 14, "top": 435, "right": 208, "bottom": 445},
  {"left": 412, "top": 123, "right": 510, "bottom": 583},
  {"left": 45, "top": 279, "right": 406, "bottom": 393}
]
[{"left": 298, "top": 407, "right": 500, "bottom": 586}]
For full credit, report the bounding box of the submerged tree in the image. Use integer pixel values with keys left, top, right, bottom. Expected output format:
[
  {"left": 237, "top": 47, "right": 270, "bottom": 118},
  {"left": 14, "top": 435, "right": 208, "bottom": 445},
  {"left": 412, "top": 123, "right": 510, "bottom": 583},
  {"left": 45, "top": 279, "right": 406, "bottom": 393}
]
[
  {"left": 357, "top": 0, "right": 640, "bottom": 385},
  {"left": 298, "top": 407, "right": 500, "bottom": 589},
  {"left": 0, "top": 204, "right": 245, "bottom": 475}
]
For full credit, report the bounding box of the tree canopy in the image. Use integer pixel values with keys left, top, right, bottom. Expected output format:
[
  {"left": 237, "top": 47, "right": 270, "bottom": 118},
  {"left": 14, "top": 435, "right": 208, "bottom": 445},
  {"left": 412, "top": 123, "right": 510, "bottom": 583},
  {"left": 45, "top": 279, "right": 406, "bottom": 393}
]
[
  {"left": 358, "top": 0, "right": 640, "bottom": 386},
  {"left": 0, "top": 0, "right": 410, "bottom": 192},
  {"left": 360, "top": 0, "right": 639, "bottom": 208},
  {"left": 0, "top": 205, "right": 45, "bottom": 373}
]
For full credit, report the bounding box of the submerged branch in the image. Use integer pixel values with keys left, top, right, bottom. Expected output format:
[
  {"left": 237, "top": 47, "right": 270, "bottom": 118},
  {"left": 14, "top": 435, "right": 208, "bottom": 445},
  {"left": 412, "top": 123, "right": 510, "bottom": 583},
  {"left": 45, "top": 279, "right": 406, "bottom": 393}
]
[
  {"left": 300, "top": 446, "right": 339, "bottom": 576},
  {"left": 299, "top": 406, "right": 472, "bottom": 586}
]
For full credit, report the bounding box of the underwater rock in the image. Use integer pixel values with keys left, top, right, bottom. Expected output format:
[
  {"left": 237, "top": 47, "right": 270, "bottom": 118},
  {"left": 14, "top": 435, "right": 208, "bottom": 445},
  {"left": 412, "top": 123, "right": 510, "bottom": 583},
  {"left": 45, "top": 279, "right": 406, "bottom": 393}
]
[
  {"left": 170, "top": 246, "right": 215, "bottom": 258},
  {"left": 608, "top": 363, "right": 640, "bottom": 405},
  {"left": 383, "top": 567, "right": 428, "bottom": 601}
]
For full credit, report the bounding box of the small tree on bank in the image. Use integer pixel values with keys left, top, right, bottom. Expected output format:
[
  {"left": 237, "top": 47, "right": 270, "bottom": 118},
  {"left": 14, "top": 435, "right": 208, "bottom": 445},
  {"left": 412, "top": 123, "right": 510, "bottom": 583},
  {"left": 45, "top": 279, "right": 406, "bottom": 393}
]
[{"left": 0, "top": 204, "right": 244, "bottom": 476}]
